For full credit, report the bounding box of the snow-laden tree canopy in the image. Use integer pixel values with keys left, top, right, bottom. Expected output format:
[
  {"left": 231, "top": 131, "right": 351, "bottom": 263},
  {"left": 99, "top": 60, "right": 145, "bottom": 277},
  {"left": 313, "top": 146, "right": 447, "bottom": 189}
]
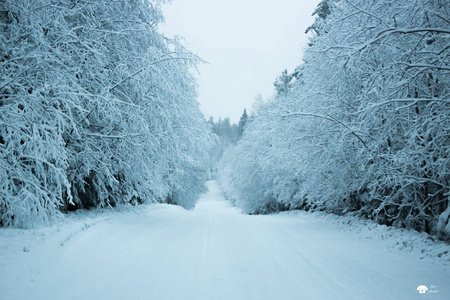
[
  {"left": 219, "top": 0, "right": 450, "bottom": 239},
  {"left": 0, "top": 0, "right": 214, "bottom": 227}
]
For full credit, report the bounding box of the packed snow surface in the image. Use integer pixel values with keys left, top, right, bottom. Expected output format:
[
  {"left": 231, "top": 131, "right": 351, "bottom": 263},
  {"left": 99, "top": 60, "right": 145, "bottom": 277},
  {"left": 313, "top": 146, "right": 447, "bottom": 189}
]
[{"left": 1, "top": 181, "right": 449, "bottom": 300}]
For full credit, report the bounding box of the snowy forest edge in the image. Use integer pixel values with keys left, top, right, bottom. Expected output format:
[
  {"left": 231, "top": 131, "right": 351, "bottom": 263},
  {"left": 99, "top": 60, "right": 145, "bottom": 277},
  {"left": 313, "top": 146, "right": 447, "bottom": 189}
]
[
  {"left": 1, "top": 0, "right": 450, "bottom": 242},
  {"left": 218, "top": 0, "right": 450, "bottom": 240},
  {"left": 0, "top": 0, "right": 214, "bottom": 228}
]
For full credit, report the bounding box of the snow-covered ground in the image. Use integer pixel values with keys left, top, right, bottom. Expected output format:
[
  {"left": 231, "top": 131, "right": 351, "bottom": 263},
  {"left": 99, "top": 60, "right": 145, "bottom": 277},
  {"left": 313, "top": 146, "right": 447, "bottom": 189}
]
[{"left": 0, "top": 181, "right": 449, "bottom": 300}]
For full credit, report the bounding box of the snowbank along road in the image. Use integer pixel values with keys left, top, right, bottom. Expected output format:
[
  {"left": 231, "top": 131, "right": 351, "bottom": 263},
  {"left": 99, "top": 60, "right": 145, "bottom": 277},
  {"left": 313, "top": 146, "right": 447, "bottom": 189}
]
[{"left": 0, "top": 181, "right": 449, "bottom": 300}]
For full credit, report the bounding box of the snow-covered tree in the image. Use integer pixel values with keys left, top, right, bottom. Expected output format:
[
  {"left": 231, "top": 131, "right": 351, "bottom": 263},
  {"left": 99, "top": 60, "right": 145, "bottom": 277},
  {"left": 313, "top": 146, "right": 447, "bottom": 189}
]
[
  {"left": 237, "top": 109, "right": 248, "bottom": 139},
  {"left": 0, "top": 0, "right": 213, "bottom": 227},
  {"left": 219, "top": 0, "right": 450, "bottom": 239},
  {"left": 273, "top": 70, "right": 295, "bottom": 97}
]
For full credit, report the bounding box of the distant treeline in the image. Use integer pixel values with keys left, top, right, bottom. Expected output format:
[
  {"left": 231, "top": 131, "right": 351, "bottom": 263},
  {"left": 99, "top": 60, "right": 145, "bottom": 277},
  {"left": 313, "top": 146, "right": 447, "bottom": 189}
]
[{"left": 208, "top": 109, "right": 248, "bottom": 149}]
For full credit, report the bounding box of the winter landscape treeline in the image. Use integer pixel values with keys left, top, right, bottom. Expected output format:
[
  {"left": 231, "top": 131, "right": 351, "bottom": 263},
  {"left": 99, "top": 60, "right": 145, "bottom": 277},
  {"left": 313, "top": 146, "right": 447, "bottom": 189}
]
[
  {"left": 0, "top": 0, "right": 213, "bottom": 227},
  {"left": 219, "top": 0, "right": 450, "bottom": 239},
  {"left": 207, "top": 110, "right": 249, "bottom": 161}
]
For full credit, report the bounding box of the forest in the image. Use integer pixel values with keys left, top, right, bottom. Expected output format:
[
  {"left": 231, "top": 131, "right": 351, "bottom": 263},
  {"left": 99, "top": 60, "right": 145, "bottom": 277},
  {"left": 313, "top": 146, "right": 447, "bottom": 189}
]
[
  {"left": 0, "top": 0, "right": 214, "bottom": 227},
  {"left": 219, "top": 0, "right": 450, "bottom": 240},
  {"left": 1, "top": 0, "right": 449, "bottom": 242}
]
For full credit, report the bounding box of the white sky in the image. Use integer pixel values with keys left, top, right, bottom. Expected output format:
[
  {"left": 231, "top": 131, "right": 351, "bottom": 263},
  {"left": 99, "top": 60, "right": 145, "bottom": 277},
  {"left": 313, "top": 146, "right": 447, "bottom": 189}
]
[{"left": 160, "top": 0, "right": 320, "bottom": 123}]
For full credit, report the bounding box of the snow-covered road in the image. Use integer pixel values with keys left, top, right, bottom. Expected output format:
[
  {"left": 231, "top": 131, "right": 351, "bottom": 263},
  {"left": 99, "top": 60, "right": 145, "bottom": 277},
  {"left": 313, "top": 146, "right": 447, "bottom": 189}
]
[{"left": 1, "top": 181, "right": 448, "bottom": 300}]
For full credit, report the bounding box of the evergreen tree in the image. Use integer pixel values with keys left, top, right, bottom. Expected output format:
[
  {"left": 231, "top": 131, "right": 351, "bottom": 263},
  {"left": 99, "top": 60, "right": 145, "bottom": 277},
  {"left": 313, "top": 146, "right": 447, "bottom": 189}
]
[
  {"left": 273, "top": 70, "right": 294, "bottom": 96},
  {"left": 237, "top": 109, "right": 248, "bottom": 139},
  {"left": 305, "top": 0, "right": 332, "bottom": 36}
]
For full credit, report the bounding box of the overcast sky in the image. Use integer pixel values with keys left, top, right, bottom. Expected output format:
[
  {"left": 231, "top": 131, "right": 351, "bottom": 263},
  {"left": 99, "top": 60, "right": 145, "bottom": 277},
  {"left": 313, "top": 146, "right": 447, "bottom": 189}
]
[{"left": 160, "top": 0, "right": 320, "bottom": 123}]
